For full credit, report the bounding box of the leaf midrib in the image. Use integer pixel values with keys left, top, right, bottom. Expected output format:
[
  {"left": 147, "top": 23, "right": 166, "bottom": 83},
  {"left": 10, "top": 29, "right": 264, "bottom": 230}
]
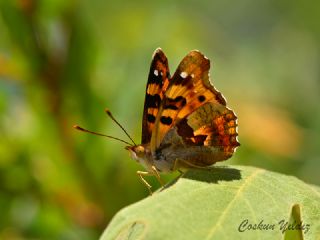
[{"left": 205, "top": 169, "right": 265, "bottom": 239}]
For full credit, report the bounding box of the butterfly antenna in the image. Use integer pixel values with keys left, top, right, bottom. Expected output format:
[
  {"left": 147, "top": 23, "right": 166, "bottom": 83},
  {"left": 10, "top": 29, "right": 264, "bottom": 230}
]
[
  {"left": 105, "top": 109, "right": 137, "bottom": 146},
  {"left": 73, "top": 125, "right": 134, "bottom": 146}
]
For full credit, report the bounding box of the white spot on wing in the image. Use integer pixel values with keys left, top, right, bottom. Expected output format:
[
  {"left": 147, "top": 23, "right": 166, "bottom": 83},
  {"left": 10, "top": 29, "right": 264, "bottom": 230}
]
[
  {"left": 191, "top": 74, "right": 195, "bottom": 78},
  {"left": 154, "top": 70, "right": 159, "bottom": 76},
  {"left": 180, "top": 72, "right": 188, "bottom": 78}
]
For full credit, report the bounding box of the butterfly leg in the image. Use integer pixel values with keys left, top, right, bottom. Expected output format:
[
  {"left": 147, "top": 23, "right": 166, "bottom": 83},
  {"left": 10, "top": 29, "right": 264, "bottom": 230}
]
[
  {"left": 172, "top": 158, "right": 180, "bottom": 172},
  {"left": 137, "top": 171, "right": 153, "bottom": 195},
  {"left": 151, "top": 166, "right": 164, "bottom": 187}
]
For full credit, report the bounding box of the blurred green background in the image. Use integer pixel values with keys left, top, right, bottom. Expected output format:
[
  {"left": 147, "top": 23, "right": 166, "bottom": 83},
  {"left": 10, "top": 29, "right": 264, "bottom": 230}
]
[{"left": 0, "top": 0, "right": 319, "bottom": 239}]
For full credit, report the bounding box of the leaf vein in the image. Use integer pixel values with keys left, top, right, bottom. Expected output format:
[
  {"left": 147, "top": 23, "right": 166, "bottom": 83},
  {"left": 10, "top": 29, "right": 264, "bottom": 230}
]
[{"left": 205, "top": 169, "right": 265, "bottom": 239}]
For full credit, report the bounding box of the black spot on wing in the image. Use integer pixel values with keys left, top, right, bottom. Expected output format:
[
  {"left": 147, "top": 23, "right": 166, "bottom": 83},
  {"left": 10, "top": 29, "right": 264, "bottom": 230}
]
[
  {"left": 163, "top": 104, "right": 178, "bottom": 110},
  {"left": 166, "top": 96, "right": 187, "bottom": 107},
  {"left": 163, "top": 96, "right": 187, "bottom": 112},
  {"left": 147, "top": 114, "right": 156, "bottom": 123},
  {"left": 160, "top": 116, "right": 173, "bottom": 125},
  {"left": 145, "top": 94, "right": 161, "bottom": 108},
  {"left": 198, "top": 95, "right": 206, "bottom": 102}
]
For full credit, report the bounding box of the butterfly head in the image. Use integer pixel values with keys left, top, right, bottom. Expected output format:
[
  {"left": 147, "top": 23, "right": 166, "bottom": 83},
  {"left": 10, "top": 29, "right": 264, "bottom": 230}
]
[
  {"left": 125, "top": 145, "right": 152, "bottom": 167},
  {"left": 126, "top": 145, "right": 145, "bottom": 159}
]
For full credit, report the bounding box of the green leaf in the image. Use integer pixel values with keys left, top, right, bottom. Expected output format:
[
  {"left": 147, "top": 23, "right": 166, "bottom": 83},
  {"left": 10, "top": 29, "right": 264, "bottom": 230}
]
[{"left": 100, "top": 165, "right": 320, "bottom": 240}]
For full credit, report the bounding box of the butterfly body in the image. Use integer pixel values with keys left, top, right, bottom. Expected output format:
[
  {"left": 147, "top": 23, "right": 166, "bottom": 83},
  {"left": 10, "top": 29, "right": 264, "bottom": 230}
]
[{"left": 127, "top": 48, "right": 239, "bottom": 181}]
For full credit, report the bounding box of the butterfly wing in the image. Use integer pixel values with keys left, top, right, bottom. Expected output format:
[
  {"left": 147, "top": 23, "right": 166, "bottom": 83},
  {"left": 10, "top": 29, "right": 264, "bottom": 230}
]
[
  {"left": 141, "top": 48, "right": 171, "bottom": 144},
  {"left": 150, "top": 50, "right": 226, "bottom": 151},
  {"left": 155, "top": 101, "right": 239, "bottom": 170},
  {"left": 178, "top": 101, "right": 239, "bottom": 163}
]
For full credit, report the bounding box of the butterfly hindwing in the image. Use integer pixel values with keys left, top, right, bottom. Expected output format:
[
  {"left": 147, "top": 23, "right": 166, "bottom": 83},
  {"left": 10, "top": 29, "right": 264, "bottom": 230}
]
[
  {"left": 156, "top": 101, "right": 239, "bottom": 170},
  {"left": 185, "top": 102, "right": 239, "bottom": 159},
  {"left": 142, "top": 48, "right": 171, "bottom": 144},
  {"left": 150, "top": 50, "right": 226, "bottom": 150}
]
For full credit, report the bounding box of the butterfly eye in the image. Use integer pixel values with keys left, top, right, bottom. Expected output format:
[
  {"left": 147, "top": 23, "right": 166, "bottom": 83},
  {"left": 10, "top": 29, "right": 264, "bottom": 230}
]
[
  {"left": 133, "top": 145, "right": 146, "bottom": 158},
  {"left": 136, "top": 146, "right": 145, "bottom": 153}
]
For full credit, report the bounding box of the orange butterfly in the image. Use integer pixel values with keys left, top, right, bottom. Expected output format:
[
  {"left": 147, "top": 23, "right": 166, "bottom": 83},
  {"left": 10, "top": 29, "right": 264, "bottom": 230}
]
[{"left": 75, "top": 48, "right": 239, "bottom": 194}]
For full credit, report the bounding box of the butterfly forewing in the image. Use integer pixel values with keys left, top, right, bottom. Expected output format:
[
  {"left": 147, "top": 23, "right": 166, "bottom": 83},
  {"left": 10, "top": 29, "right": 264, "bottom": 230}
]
[
  {"left": 150, "top": 50, "right": 226, "bottom": 151},
  {"left": 142, "top": 48, "right": 171, "bottom": 144}
]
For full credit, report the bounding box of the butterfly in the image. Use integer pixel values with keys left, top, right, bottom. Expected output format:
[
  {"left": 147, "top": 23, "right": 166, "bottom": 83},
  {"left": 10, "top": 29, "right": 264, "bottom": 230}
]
[{"left": 75, "top": 48, "right": 239, "bottom": 194}]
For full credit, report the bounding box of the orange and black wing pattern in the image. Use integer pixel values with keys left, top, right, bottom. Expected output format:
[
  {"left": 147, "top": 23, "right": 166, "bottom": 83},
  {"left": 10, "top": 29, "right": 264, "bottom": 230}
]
[
  {"left": 142, "top": 48, "right": 171, "bottom": 144},
  {"left": 150, "top": 50, "right": 226, "bottom": 150},
  {"left": 182, "top": 102, "right": 239, "bottom": 162}
]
